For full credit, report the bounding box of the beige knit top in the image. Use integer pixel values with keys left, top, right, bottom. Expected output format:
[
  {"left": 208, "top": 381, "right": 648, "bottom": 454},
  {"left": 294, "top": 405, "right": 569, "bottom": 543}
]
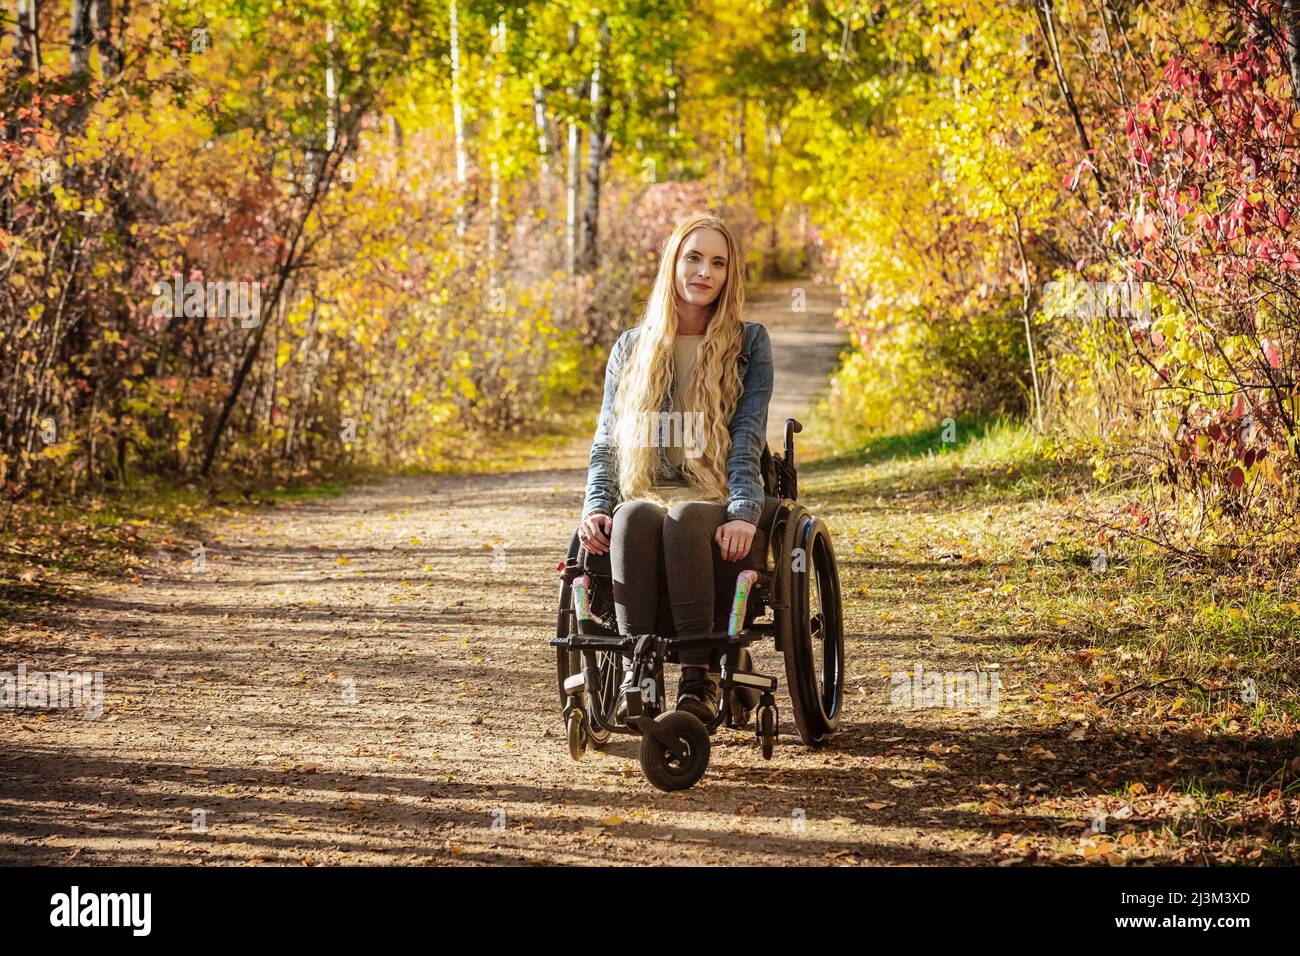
[
  {"left": 647, "top": 334, "right": 703, "bottom": 506},
  {"left": 666, "top": 334, "right": 702, "bottom": 468}
]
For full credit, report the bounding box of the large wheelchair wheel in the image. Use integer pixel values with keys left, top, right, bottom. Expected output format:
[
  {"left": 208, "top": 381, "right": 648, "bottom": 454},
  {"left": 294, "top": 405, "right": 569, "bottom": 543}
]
[
  {"left": 555, "top": 533, "right": 622, "bottom": 745},
  {"left": 774, "top": 505, "right": 845, "bottom": 745},
  {"left": 554, "top": 532, "right": 583, "bottom": 706}
]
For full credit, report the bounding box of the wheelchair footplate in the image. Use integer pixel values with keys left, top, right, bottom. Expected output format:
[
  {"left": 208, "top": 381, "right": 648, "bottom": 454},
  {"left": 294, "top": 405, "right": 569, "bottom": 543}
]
[
  {"left": 551, "top": 627, "right": 782, "bottom": 791},
  {"left": 552, "top": 567, "right": 786, "bottom": 790}
]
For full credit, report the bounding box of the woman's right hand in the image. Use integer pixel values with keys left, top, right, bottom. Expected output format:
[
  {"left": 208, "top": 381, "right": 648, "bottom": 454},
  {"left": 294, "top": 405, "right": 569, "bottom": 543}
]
[{"left": 578, "top": 512, "right": 613, "bottom": 555}]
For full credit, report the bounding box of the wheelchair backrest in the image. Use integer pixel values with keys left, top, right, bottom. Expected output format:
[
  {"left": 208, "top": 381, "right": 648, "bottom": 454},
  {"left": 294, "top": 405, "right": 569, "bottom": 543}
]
[
  {"left": 761, "top": 443, "right": 798, "bottom": 501},
  {"left": 760, "top": 444, "right": 778, "bottom": 498}
]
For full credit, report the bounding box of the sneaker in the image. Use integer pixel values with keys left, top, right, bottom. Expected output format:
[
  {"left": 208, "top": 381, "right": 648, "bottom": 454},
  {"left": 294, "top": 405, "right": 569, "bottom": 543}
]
[{"left": 676, "top": 666, "right": 720, "bottom": 724}]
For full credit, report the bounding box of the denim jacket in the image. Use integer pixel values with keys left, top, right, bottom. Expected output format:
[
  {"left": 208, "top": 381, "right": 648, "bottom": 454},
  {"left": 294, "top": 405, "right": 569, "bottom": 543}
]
[{"left": 582, "top": 320, "right": 774, "bottom": 526}]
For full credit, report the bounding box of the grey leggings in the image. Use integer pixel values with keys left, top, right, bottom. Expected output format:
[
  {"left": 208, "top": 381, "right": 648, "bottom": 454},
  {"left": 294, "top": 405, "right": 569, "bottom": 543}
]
[{"left": 609, "top": 498, "right": 732, "bottom": 666}]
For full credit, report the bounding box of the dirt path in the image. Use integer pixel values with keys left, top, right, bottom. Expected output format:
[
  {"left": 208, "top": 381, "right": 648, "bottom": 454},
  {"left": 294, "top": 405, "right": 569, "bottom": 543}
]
[{"left": 1, "top": 280, "right": 1205, "bottom": 866}]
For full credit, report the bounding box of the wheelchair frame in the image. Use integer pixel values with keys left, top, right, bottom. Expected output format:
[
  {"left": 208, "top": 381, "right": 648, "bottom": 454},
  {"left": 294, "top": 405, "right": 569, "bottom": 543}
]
[{"left": 550, "top": 418, "right": 846, "bottom": 791}]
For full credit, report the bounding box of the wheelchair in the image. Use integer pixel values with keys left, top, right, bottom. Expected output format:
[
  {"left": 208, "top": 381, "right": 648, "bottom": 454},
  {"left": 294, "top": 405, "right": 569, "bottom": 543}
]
[{"left": 550, "top": 418, "right": 845, "bottom": 791}]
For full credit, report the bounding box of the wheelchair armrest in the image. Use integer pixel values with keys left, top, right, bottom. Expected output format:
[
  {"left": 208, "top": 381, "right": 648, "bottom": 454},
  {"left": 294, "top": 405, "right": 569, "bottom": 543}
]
[{"left": 581, "top": 548, "right": 612, "bottom": 577}]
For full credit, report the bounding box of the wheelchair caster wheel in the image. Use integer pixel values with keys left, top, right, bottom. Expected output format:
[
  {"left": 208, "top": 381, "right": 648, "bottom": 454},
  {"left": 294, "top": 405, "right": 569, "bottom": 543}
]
[
  {"left": 757, "top": 705, "right": 777, "bottom": 760},
  {"left": 567, "top": 708, "right": 589, "bottom": 761},
  {"left": 639, "top": 711, "right": 710, "bottom": 792}
]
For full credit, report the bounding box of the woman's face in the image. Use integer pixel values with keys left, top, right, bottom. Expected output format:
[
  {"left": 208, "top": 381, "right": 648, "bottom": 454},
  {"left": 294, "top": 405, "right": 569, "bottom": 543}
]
[{"left": 673, "top": 228, "right": 728, "bottom": 310}]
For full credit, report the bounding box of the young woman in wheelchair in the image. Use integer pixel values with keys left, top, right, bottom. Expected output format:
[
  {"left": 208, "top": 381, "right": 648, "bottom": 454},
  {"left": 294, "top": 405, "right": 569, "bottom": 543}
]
[{"left": 576, "top": 212, "right": 773, "bottom": 726}]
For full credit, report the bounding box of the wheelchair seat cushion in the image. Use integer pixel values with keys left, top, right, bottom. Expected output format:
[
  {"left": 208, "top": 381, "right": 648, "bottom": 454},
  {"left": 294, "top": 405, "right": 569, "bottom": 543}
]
[
  {"left": 580, "top": 496, "right": 779, "bottom": 578},
  {"left": 576, "top": 496, "right": 780, "bottom": 637}
]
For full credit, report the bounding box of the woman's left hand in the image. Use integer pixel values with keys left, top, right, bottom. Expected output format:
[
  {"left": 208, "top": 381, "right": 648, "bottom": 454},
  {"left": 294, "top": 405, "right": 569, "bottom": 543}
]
[{"left": 715, "top": 518, "right": 757, "bottom": 562}]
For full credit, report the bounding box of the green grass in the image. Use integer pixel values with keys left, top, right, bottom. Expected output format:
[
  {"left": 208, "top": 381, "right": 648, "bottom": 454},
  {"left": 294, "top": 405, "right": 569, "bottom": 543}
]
[
  {"left": 803, "top": 415, "right": 1298, "bottom": 862},
  {"left": 813, "top": 414, "right": 1036, "bottom": 466},
  {"left": 803, "top": 415, "right": 1300, "bottom": 727}
]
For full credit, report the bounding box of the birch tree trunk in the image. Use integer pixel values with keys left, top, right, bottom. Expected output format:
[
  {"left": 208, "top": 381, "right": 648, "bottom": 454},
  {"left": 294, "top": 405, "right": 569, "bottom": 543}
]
[
  {"left": 70, "top": 0, "right": 92, "bottom": 74},
  {"left": 5, "top": 1, "right": 36, "bottom": 144},
  {"left": 533, "top": 80, "right": 551, "bottom": 175},
  {"left": 565, "top": 23, "right": 581, "bottom": 278},
  {"left": 69, "top": 0, "right": 92, "bottom": 129},
  {"left": 450, "top": 0, "right": 468, "bottom": 238},
  {"left": 14, "top": 0, "right": 36, "bottom": 76},
  {"left": 763, "top": 105, "right": 780, "bottom": 274},
  {"left": 578, "top": 17, "right": 610, "bottom": 274},
  {"left": 666, "top": 55, "right": 678, "bottom": 168},
  {"left": 91, "top": 0, "right": 119, "bottom": 78},
  {"left": 325, "top": 20, "right": 337, "bottom": 152},
  {"left": 488, "top": 18, "right": 505, "bottom": 283},
  {"left": 1285, "top": 0, "right": 1300, "bottom": 105}
]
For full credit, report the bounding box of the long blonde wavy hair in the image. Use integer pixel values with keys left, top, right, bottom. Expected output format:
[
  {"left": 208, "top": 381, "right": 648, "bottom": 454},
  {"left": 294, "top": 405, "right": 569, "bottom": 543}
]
[{"left": 613, "top": 214, "right": 746, "bottom": 507}]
